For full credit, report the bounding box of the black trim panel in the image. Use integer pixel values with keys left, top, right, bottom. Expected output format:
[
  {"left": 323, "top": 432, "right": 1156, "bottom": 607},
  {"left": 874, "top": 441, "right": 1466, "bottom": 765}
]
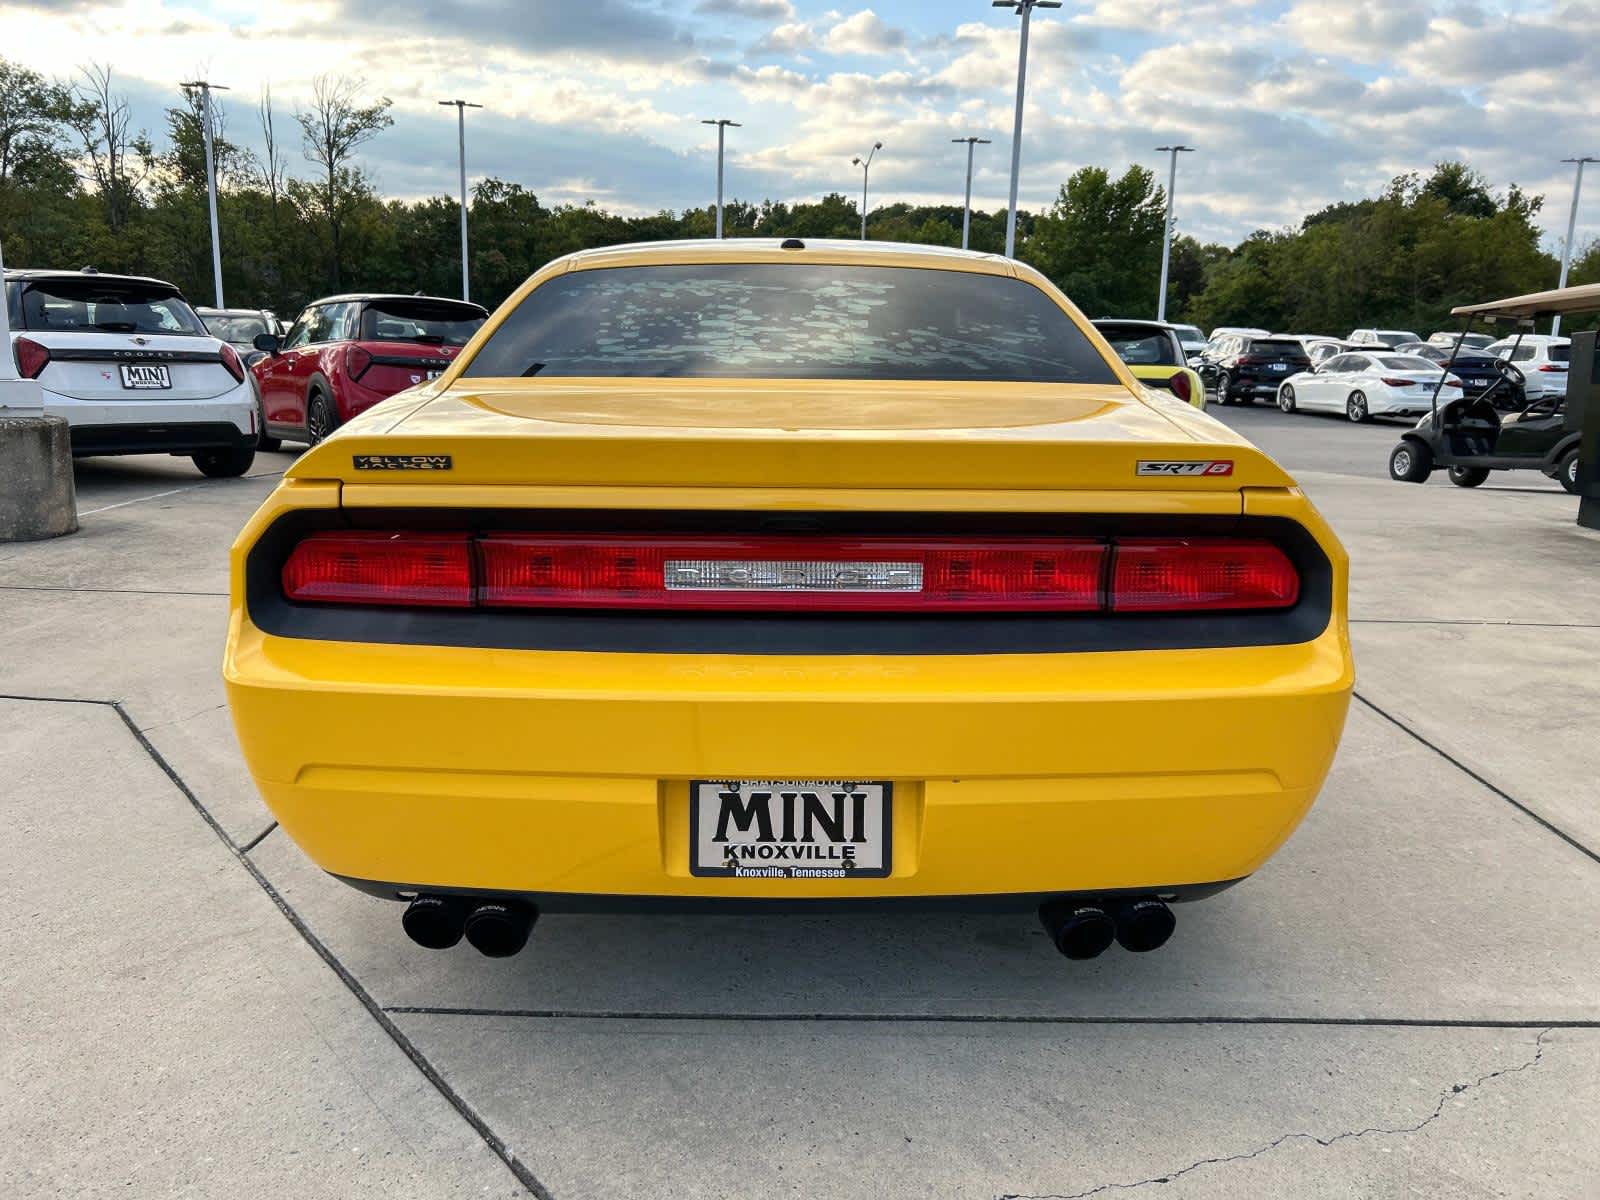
[
  {"left": 47, "top": 347, "right": 224, "bottom": 364},
  {"left": 245, "top": 509, "right": 1334, "bottom": 655},
  {"left": 334, "top": 873, "right": 1246, "bottom": 912},
  {"left": 71, "top": 421, "right": 255, "bottom": 456}
]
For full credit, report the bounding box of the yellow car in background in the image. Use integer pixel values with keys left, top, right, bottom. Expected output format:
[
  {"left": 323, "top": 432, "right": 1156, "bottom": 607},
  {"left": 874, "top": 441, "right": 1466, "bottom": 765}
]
[
  {"left": 223, "top": 240, "right": 1351, "bottom": 964},
  {"left": 1093, "top": 319, "right": 1207, "bottom": 410}
]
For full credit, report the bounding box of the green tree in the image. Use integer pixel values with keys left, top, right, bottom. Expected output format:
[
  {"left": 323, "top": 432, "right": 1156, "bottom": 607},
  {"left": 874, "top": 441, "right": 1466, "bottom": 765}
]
[{"left": 1023, "top": 165, "right": 1166, "bottom": 317}]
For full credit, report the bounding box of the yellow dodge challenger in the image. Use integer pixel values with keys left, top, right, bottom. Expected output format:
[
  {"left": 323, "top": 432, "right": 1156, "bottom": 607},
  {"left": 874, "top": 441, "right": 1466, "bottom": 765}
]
[{"left": 224, "top": 239, "right": 1352, "bottom": 962}]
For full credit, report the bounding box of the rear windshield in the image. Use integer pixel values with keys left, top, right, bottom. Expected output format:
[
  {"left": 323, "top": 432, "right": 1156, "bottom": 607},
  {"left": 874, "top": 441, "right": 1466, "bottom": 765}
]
[
  {"left": 1171, "top": 325, "right": 1204, "bottom": 341},
  {"left": 1247, "top": 339, "right": 1305, "bottom": 357},
  {"left": 1377, "top": 355, "right": 1436, "bottom": 370},
  {"left": 462, "top": 264, "right": 1120, "bottom": 383},
  {"left": 1095, "top": 324, "right": 1180, "bottom": 366},
  {"left": 7, "top": 278, "right": 205, "bottom": 335},
  {"left": 202, "top": 313, "right": 270, "bottom": 343},
  {"left": 1549, "top": 344, "right": 1571, "bottom": 363},
  {"left": 360, "top": 301, "right": 484, "bottom": 346}
]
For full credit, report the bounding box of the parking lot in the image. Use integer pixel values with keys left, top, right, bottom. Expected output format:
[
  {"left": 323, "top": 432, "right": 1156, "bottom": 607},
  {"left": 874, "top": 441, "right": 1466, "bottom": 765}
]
[{"left": 3, "top": 406, "right": 1597, "bottom": 1199}]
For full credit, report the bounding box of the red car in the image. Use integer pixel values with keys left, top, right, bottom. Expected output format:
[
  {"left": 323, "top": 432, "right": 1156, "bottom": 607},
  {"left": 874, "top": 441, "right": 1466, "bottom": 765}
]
[{"left": 251, "top": 293, "right": 487, "bottom": 448}]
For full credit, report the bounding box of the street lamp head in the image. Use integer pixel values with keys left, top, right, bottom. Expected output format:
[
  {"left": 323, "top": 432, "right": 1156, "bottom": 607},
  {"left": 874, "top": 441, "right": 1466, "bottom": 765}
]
[
  {"left": 1561, "top": 156, "right": 1600, "bottom": 164},
  {"left": 1155, "top": 145, "right": 1196, "bottom": 153},
  {"left": 852, "top": 156, "right": 862, "bottom": 165},
  {"left": 992, "top": 0, "right": 1062, "bottom": 10},
  {"left": 874, "top": 141, "right": 883, "bottom": 150}
]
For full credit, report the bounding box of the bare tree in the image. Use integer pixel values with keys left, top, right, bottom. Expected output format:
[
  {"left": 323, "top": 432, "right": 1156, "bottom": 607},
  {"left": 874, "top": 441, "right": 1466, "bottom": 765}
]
[
  {"left": 70, "top": 63, "right": 151, "bottom": 233},
  {"left": 294, "top": 74, "right": 392, "bottom": 287},
  {"left": 257, "top": 82, "right": 286, "bottom": 216}
]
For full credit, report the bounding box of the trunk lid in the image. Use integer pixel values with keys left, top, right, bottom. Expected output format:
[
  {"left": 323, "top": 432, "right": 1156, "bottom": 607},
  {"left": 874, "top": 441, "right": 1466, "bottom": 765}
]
[
  {"left": 349, "top": 340, "right": 465, "bottom": 398},
  {"left": 21, "top": 332, "right": 238, "bottom": 401},
  {"left": 288, "top": 379, "right": 1296, "bottom": 492}
]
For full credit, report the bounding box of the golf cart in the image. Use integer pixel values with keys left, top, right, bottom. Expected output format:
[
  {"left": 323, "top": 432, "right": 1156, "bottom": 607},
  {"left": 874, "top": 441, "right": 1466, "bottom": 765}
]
[{"left": 1388, "top": 283, "right": 1596, "bottom": 492}]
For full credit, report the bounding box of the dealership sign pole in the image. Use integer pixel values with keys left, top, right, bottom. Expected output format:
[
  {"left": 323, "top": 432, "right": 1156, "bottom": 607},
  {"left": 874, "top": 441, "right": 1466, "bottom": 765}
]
[
  {"left": 181, "top": 80, "right": 229, "bottom": 309},
  {"left": 952, "top": 136, "right": 991, "bottom": 251},
  {"left": 1155, "top": 145, "right": 1194, "bottom": 322},
  {"left": 1552, "top": 156, "right": 1596, "bottom": 338},
  {"left": 995, "top": 0, "right": 1059, "bottom": 260},
  {"left": 439, "top": 100, "right": 483, "bottom": 302}
]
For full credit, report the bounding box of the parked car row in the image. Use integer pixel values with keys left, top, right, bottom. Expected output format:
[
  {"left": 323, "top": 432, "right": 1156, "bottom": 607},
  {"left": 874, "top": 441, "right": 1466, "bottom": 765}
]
[{"left": 4, "top": 266, "right": 486, "bottom": 476}]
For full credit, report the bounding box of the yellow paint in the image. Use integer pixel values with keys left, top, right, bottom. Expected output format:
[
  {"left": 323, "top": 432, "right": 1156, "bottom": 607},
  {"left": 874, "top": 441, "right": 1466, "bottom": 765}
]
[{"left": 223, "top": 240, "right": 1353, "bottom": 903}]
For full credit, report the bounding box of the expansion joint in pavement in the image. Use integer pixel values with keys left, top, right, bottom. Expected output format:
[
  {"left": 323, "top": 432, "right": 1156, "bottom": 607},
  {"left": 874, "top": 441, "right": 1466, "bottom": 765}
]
[
  {"left": 1352, "top": 691, "right": 1600, "bottom": 868},
  {"left": 0, "top": 691, "right": 554, "bottom": 1200},
  {"left": 995, "top": 1028, "right": 1554, "bottom": 1200}
]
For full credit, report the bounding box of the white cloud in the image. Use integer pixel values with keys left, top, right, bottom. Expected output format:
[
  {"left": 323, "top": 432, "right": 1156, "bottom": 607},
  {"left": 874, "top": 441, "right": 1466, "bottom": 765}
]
[
  {"left": 750, "top": 21, "right": 816, "bottom": 55},
  {"left": 823, "top": 9, "right": 907, "bottom": 56},
  {"left": 696, "top": 0, "right": 794, "bottom": 17}
]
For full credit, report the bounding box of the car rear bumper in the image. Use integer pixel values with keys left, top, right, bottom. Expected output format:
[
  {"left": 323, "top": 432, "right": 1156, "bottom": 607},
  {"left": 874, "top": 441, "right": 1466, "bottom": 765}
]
[{"left": 41, "top": 384, "right": 255, "bottom": 454}]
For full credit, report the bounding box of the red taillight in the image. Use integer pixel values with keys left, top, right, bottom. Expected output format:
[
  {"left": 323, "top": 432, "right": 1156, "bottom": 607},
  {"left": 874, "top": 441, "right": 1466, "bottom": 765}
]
[
  {"left": 1538, "top": 364, "right": 1567, "bottom": 372},
  {"left": 1234, "top": 356, "right": 1262, "bottom": 366},
  {"left": 346, "top": 344, "right": 374, "bottom": 381},
  {"left": 1111, "top": 539, "right": 1299, "bottom": 612},
  {"left": 282, "top": 532, "right": 472, "bottom": 607},
  {"left": 14, "top": 336, "right": 50, "bottom": 379},
  {"left": 218, "top": 341, "right": 245, "bottom": 383},
  {"left": 479, "top": 535, "right": 1107, "bottom": 612},
  {"left": 1380, "top": 378, "right": 1418, "bottom": 387},
  {"left": 1166, "top": 372, "right": 1192, "bottom": 403},
  {"left": 280, "top": 531, "right": 1303, "bottom": 615}
]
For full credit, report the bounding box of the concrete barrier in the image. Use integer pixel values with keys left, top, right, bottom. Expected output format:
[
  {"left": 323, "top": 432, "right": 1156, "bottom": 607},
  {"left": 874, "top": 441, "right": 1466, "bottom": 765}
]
[{"left": 0, "top": 414, "right": 78, "bottom": 541}]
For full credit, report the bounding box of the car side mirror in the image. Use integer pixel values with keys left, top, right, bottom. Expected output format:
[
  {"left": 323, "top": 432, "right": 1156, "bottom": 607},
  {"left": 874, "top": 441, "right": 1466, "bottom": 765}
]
[{"left": 253, "top": 332, "right": 281, "bottom": 354}]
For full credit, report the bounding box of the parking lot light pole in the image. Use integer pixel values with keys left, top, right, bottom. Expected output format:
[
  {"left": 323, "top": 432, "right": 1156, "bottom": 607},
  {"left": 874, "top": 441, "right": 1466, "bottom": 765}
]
[
  {"left": 952, "top": 136, "right": 991, "bottom": 250},
  {"left": 994, "top": 0, "right": 1059, "bottom": 260},
  {"left": 180, "top": 80, "right": 229, "bottom": 308},
  {"left": 700, "top": 119, "right": 741, "bottom": 239},
  {"left": 1552, "top": 156, "right": 1597, "bottom": 337},
  {"left": 438, "top": 100, "right": 483, "bottom": 302},
  {"left": 1155, "top": 145, "right": 1195, "bottom": 322},
  {"left": 851, "top": 142, "right": 883, "bottom": 240}
]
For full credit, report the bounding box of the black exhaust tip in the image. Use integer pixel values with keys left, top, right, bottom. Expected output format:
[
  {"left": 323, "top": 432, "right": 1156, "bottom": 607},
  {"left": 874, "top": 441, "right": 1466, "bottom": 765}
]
[
  {"left": 463, "top": 900, "right": 538, "bottom": 959},
  {"left": 402, "top": 894, "right": 470, "bottom": 950},
  {"left": 1039, "top": 899, "right": 1117, "bottom": 960},
  {"left": 1113, "top": 897, "right": 1176, "bottom": 953}
]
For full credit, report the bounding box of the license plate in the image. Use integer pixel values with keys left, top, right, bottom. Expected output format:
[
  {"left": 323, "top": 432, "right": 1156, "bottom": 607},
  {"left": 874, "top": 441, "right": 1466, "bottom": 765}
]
[
  {"left": 1270, "top": 363, "right": 1287, "bottom": 372},
  {"left": 119, "top": 363, "right": 171, "bottom": 390},
  {"left": 425, "top": 369, "right": 442, "bottom": 380},
  {"left": 690, "top": 780, "right": 891, "bottom": 878}
]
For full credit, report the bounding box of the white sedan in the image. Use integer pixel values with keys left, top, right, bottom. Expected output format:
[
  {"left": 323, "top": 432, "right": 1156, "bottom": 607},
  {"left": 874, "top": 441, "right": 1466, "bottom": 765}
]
[{"left": 1276, "top": 351, "right": 1462, "bottom": 423}]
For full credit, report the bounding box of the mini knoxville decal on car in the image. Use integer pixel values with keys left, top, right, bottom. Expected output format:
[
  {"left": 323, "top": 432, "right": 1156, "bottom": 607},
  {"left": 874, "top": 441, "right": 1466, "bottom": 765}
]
[
  {"left": 1135, "top": 460, "right": 1234, "bottom": 477},
  {"left": 352, "top": 454, "right": 454, "bottom": 471}
]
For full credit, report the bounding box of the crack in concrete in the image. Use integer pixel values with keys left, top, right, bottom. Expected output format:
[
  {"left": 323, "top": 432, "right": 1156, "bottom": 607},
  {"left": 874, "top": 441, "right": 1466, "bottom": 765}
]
[
  {"left": 136, "top": 701, "right": 228, "bottom": 736},
  {"left": 996, "top": 1028, "right": 1553, "bottom": 1200}
]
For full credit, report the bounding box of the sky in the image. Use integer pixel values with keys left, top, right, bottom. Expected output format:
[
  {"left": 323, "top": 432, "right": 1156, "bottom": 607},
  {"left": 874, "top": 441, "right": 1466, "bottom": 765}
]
[{"left": 4, "top": 0, "right": 1598, "bottom": 256}]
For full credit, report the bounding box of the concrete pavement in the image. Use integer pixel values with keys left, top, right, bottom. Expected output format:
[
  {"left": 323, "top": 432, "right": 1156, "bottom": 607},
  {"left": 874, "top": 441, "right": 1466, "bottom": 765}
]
[{"left": 2, "top": 414, "right": 1596, "bottom": 1199}]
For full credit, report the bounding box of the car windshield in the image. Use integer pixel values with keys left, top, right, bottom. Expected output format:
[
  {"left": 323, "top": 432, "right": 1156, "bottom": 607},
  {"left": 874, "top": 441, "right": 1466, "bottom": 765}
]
[
  {"left": 360, "top": 301, "right": 484, "bottom": 346},
  {"left": 9, "top": 278, "right": 206, "bottom": 335},
  {"left": 1095, "top": 324, "right": 1180, "bottom": 366},
  {"left": 1376, "top": 355, "right": 1437, "bottom": 370},
  {"left": 202, "top": 313, "right": 270, "bottom": 343},
  {"left": 463, "top": 263, "right": 1121, "bottom": 383}
]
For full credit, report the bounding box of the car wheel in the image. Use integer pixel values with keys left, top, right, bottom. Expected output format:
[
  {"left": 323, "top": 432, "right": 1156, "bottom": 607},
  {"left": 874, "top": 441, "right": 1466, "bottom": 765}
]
[
  {"left": 191, "top": 446, "right": 256, "bottom": 478},
  {"left": 256, "top": 396, "right": 282, "bottom": 452},
  {"left": 1216, "top": 371, "right": 1233, "bottom": 404},
  {"left": 1559, "top": 448, "right": 1581, "bottom": 495},
  {"left": 1388, "top": 439, "right": 1432, "bottom": 483},
  {"left": 307, "top": 390, "right": 338, "bottom": 445},
  {"left": 1347, "top": 391, "right": 1370, "bottom": 423},
  {"left": 1278, "top": 385, "right": 1296, "bottom": 413},
  {"left": 1448, "top": 466, "right": 1490, "bottom": 488}
]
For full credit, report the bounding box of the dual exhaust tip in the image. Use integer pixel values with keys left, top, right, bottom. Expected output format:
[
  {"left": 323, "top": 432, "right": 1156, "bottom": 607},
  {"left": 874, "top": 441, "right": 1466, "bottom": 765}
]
[
  {"left": 403, "top": 891, "right": 1172, "bottom": 962},
  {"left": 402, "top": 894, "right": 538, "bottom": 958},
  {"left": 1039, "top": 896, "right": 1175, "bottom": 960}
]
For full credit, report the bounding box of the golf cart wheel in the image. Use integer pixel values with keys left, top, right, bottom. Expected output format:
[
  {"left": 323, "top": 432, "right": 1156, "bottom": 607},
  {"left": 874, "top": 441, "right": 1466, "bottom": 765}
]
[
  {"left": 1560, "top": 449, "right": 1581, "bottom": 495},
  {"left": 1448, "top": 466, "right": 1490, "bottom": 488},
  {"left": 1347, "top": 391, "right": 1370, "bottom": 423},
  {"left": 1389, "top": 439, "right": 1432, "bottom": 483},
  {"left": 1278, "top": 385, "right": 1296, "bottom": 413}
]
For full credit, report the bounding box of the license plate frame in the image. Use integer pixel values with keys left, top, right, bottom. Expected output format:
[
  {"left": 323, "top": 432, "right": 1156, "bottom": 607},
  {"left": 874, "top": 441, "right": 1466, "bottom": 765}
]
[
  {"left": 689, "top": 780, "right": 892, "bottom": 879},
  {"left": 118, "top": 363, "right": 172, "bottom": 390}
]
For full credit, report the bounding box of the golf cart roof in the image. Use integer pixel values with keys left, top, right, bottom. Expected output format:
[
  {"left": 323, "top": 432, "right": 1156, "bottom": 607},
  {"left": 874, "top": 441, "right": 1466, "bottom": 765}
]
[{"left": 1450, "top": 282, "right": 1600, "bottom": 320}]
